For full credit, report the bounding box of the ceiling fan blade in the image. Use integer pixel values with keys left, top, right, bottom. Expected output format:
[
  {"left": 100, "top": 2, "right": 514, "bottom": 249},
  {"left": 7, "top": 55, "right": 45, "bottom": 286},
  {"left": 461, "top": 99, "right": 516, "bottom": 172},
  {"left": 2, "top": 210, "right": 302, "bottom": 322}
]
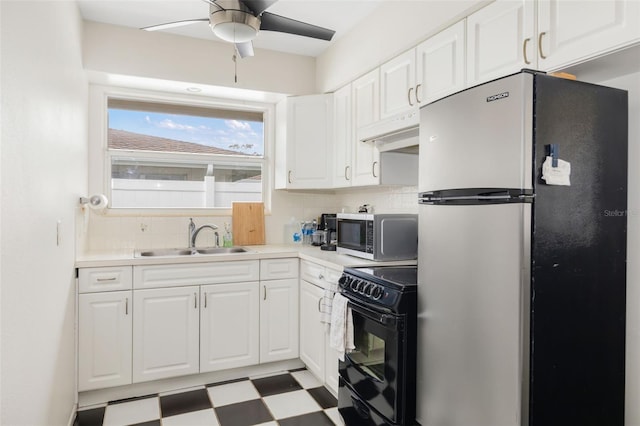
[
  {"left": 241, "top": 0, "right": 278, "bottom": 16},
  {"left": 141, "top": 18, "right": 209, "bottom": 31},
  {"left": 235, "top": 41, "right": 255, "bottom": 58},
  {"left": 259, "top": 12, "right": 335, "bottom": 41}
]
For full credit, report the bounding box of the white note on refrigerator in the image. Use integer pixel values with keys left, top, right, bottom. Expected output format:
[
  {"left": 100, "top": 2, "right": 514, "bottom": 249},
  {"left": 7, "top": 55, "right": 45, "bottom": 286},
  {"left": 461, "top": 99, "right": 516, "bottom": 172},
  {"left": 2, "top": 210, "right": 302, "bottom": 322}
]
[{"left": 542, "top": 156, "right": 571, "bottom": 186}]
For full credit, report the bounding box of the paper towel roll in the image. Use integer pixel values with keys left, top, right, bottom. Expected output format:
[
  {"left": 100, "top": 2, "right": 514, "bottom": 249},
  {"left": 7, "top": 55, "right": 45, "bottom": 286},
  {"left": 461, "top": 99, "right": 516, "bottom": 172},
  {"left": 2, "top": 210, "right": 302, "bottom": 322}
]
[{"left": 88, "top": 194, "right": 108, "bottom": 210}]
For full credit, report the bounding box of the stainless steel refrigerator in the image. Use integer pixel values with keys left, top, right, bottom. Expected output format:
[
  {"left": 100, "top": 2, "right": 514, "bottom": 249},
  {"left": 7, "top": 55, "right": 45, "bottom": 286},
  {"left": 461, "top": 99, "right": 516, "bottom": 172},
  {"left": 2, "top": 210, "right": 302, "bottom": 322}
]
[{"left": 417, "top": 70, "right": 627, "bottom": 426}]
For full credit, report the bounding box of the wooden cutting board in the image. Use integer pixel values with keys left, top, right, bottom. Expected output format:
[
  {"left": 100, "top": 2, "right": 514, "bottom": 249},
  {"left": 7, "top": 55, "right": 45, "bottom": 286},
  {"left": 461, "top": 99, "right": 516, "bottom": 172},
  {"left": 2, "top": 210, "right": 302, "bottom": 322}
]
[{"left": 232, "top": 202, "right": 265, "bottom": 246}]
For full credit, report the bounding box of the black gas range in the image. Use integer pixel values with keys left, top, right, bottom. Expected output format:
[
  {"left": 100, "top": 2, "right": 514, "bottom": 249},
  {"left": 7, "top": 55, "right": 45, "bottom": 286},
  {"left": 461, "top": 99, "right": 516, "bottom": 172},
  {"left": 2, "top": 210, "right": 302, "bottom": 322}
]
[{"left": 337, "top": 266, "right": 417, "bottom": 426}]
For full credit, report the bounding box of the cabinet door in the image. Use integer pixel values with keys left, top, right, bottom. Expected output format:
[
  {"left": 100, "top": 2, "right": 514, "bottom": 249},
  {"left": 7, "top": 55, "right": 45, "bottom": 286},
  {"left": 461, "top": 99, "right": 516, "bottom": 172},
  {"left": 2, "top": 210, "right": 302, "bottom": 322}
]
[
  {"left": 467, "top": 0, "right": 536, "bottom": 86},
  {"left": 333, "top": 84, "right": 353, "bottom": 188},
  {"left": 324, "top": 336, "right": 340, "bottom": 396},
  {"left": 299, "top": 280, "right": 326, "bottom": 380},
  {"left": 260, "top": 278, "right": 299, "bottom": 363},
  {"left": 538, "top": 0, "right": 640, "bottom": 70},
  {"left": 78, "top": 291, "right": 132, "bottom": 391},
  {"left": 416, "top": 20, "right": 466, "bottom": 104},
  {"left": 200, "top": 282, "right": 259, "bottom": 372},
  {"left": 132, "top": 287, "right": 199, "bottom": 383},
  {"left": 380, "top": 49, "right": 417, "bottom": 118},
  {"left": 277, "top": 94, "right": 333, "bottom": 189},
  {"left": 323, "top": 267, "right": 342, "bottom": 395},
  {"left": 352, "top": 69, "right": 381, "bottom": 186}
]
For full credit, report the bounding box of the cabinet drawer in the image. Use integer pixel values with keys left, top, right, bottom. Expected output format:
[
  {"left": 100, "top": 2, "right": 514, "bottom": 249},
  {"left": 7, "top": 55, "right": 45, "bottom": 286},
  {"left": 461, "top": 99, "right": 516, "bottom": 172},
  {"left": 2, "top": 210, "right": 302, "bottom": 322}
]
[
  {"left": 325, "top": 267, "right": 343, "bottom": 287},
  {"left": 134, "top": 261, "right": 260, "bottom": 289},
  {"left": 261, "top": 258, "right": 299, "bottom": 280},
  {"left": 300, "top": 260, "right": 326, "bottom": 288},
  {"left": 78, "top": 266, "right": 133, "bottom": 293}
]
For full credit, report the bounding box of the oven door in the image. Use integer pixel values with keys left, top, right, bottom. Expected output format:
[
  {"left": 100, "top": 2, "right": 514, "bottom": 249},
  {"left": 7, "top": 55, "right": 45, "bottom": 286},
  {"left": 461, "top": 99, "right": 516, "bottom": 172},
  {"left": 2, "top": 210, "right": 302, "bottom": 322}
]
[{"left": 339, "top": 298, "right": 405, "bottom": 424}]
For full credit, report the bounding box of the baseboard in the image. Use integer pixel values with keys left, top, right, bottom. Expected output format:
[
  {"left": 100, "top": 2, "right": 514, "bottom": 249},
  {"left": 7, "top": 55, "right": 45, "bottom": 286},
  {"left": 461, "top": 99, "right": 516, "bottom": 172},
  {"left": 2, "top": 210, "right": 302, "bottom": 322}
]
[
  {"left": 67, "top": 402, "right": 78, "bottom": 426},
  {"left": 78, "top": 359, "right": 304, "bottom": 408}
]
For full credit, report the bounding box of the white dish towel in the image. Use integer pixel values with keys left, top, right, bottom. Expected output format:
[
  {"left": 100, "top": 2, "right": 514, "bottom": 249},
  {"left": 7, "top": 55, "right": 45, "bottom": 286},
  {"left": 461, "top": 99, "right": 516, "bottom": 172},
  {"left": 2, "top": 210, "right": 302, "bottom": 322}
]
[
  {"left": 329, "top": 293, "right": 355, "bottom": 361},
  {"left": 319, "top": 279, "right": 339, "bottom": 332}
]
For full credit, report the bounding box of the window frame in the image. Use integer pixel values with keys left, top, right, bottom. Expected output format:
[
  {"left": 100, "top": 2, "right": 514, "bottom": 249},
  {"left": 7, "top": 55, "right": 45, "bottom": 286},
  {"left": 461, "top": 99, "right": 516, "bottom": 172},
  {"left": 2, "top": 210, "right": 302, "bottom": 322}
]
[{"left": 88, "top": 84, "right": 274, "bottom": 216}]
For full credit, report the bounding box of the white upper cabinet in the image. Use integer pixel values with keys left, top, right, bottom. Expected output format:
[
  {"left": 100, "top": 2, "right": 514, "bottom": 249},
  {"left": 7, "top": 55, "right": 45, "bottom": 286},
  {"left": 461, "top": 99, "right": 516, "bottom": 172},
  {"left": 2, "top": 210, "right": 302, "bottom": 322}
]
[
  {"left": 352, "top": 69, "right": 381, "bottom": 186},
  {"left": 380, "top": 49, "right": 417, "bottom": 118},
  {"left": 416, "top": 20, "right": 467, "bottom": 104},
  {"left": 466, "top": 0, "right": 639, "bottom": 86},
  {"left": 537, "top": 0, "right": 640, "bottom": 70},
  {"left": 333, "top": 84, "right": 353, "bottom": 188},
  {"left": 466, "top": 0, "right": 536, "bottom": 86},
  {"left": 275, "top": 94, "right": 333, "bottom": 190}
]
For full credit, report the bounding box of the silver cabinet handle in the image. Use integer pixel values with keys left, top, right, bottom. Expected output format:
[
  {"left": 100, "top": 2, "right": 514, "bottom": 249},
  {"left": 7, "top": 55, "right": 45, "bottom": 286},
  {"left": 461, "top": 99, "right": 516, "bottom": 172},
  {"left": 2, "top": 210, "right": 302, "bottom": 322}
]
[
  {"left": 538, "top": 32, "right": 547, "bottom": 59},
  {"left": 317, "top": 297, "right": 322, "bottom": 312},
  {"left": 288, "top": 170, "right": 293, "bottom": 184},
  {"left": 96, "top": 277, "right": 117, "bottom": 282},
  {"left": 345, "top": 165, "right": 350, "bottom": 181},
  {"left": 194, "top": 292, "right": 197, "bottom": 309},
  {"left": 408, "top": 87, "right": 414, "bottom": 106},
  {"left": 263, "top": 285, "right": 267, "bottom": 301},
  {"left": 372, "top": 161, "right": 378, "bottom": 178},
  {"left": 204, "top": 293, "right": 207, "bottom": 309},
  {"left": 125, "top": 297, "right": 129, "bottom": 315},
  {"left": 415, "top": 84, "right": 422, "bottom": 104},
  {"left": 523, "top": 38, "right": 531, "bottom": 64}
]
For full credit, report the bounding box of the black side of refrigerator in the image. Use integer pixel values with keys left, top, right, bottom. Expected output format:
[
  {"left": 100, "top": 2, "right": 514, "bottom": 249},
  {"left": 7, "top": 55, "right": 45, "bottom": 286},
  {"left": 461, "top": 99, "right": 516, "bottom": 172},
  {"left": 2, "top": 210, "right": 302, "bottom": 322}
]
[{"left": 530, "top": 74, "right": 628, "bottom": 426}]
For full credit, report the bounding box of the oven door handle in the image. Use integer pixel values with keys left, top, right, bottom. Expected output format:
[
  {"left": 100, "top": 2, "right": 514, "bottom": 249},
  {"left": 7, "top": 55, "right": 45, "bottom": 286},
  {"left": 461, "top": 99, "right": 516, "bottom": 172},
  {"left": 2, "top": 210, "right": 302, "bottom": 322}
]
[{"left": 348, "top": 300, "right": 398, "bottom": 327}]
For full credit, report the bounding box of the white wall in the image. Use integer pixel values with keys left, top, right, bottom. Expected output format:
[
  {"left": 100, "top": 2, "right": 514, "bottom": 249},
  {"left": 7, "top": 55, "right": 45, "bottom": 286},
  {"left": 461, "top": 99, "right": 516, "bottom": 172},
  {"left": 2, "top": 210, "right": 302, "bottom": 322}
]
[
  {"left": 0, "top": 1, "right": 87, "bottom": 425},
  {"left": 83, "top": 21, "right": 317, "bottom": 96},
  {"left": 315, "top": 0, "right": 489, "bottom": 92}
]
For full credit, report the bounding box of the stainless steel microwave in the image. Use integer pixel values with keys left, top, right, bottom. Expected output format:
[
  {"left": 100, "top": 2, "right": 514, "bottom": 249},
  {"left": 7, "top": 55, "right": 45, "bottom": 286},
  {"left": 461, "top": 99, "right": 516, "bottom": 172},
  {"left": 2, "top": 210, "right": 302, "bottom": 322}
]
[{"left": 336, "top": 213, "right": 418, "bottom": 261}]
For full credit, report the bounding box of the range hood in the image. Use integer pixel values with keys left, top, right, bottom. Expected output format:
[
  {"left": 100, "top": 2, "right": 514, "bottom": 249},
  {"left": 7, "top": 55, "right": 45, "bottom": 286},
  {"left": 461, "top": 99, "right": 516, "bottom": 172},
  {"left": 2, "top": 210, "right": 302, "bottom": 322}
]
[{"left": 358, "top": 110, "right": 419, "bottom": 154}]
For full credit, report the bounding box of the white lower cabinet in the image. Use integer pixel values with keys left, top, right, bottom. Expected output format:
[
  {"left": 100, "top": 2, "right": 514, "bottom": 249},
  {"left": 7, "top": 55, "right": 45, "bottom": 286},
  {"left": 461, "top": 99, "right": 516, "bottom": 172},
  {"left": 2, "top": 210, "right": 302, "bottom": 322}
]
[
  {"left": 299, "top": 260, "right": 341, "bottom": 395},
  {"left": 300, "top": 280, "right": 326, "bottom": 379},
  {"left": 78, "top": 258, "right": 300, "bottom": 390},
  {"left": 132, "top": 287, "right": 200, "bottom": 383},
  {"left": 260, "top": 278, "right": 299, "bottom": 363},
  {"left": 200, "top": 282, "right": 260, "bottom": 372},
  {"left": 78, "top": 290, "right": 132, "bottom": 391}
]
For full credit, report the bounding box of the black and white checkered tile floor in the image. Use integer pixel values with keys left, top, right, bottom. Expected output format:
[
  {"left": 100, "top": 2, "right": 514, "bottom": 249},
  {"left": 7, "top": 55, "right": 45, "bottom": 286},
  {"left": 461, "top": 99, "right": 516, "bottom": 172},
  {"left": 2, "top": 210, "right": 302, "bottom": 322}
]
[{"left": 74, "top": 369, "right": 344, "bottom": 426}]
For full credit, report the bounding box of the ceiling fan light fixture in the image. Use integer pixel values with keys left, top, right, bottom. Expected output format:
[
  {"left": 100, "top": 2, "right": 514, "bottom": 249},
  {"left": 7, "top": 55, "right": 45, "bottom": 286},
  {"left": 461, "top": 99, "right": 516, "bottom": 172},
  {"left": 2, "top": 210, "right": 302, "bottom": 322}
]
[{"left": 210, "top": 10, "right": 260, "bottom": 43}]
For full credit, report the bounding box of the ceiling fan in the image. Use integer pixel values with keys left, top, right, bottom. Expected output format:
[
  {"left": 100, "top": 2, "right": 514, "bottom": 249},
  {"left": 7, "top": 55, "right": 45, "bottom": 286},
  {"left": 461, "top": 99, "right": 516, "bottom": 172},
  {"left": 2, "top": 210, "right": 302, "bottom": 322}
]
[{"left": 142, "top": 0, "right": 336, "bottom": 58}]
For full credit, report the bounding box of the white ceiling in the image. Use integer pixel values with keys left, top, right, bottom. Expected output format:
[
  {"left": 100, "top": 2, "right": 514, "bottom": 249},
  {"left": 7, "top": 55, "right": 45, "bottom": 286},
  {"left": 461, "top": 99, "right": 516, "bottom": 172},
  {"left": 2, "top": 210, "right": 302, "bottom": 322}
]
[{"left": 77, "top": 0, "right": 385, "bottom": 57}]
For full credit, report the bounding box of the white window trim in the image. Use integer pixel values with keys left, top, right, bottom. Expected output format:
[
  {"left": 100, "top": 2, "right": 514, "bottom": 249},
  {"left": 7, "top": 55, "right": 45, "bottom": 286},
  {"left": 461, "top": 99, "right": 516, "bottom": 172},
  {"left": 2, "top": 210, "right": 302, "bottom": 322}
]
[{"left": 88, "top": 84, "right": 274, "bottom": 216}]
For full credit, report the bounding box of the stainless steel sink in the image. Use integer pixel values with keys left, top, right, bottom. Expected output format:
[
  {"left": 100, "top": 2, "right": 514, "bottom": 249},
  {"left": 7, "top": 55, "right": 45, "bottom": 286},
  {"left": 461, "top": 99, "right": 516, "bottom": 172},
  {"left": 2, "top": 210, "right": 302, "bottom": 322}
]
[
  {"left": 195, "top": 247, "right": 248, "bottom": 255},
  {"left": 134, "top": 247, "right": 249, "bottom": 257}
]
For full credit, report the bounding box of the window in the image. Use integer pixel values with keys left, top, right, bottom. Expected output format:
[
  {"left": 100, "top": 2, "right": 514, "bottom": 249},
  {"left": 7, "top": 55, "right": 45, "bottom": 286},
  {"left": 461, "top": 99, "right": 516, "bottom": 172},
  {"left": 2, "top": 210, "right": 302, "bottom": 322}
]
[{"left": 106, "top": 98, "right": 265, "bottom": 209}]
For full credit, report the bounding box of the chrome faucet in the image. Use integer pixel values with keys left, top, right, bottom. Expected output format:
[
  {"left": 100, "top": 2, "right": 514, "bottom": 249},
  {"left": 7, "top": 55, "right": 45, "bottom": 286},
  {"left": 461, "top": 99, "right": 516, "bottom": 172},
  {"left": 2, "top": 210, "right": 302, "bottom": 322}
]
[{"left": 188, "top": 218, "right": 219, "bottom": 248}]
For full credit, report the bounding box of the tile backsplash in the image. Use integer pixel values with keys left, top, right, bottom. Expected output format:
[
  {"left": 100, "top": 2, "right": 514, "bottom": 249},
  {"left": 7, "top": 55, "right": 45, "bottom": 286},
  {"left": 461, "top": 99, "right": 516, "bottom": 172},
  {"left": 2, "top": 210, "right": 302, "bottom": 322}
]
[{"left": 78, "top": 186, "right": 417, "bottom": 254}]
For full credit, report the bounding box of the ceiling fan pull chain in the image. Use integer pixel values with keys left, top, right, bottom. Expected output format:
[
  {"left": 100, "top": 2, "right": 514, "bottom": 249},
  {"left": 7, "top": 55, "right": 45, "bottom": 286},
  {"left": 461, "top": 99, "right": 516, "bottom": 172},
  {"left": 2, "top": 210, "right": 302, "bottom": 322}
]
[{"left": 233, "top": 52, "right": 238, "bottom": 83}]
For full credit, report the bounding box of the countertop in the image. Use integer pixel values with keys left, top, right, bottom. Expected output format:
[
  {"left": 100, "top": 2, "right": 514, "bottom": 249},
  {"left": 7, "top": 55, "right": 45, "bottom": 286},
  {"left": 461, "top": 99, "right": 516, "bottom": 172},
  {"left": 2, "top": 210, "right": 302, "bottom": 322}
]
[{"left": 75, "top": 244, "right": 417, "bottom": 270}]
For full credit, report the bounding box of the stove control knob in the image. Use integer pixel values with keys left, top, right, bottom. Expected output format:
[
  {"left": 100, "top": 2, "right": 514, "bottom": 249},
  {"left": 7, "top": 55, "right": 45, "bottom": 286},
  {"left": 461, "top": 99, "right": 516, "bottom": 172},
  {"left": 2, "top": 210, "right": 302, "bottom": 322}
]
[
  {"left": 363, "top": 283, "right": 372, "bottom": 296},
  {"left": 371, "top": 286, "right": 384, "bottom": 300},
  {"left": 350, "top": 279, "right": 360, "bottom": 291},
  {"left": 342, "top": 277, "right": 352, "bottom": 289},
  {"left": 338, "top": 275, "right": 348, "bottom": 287}
]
